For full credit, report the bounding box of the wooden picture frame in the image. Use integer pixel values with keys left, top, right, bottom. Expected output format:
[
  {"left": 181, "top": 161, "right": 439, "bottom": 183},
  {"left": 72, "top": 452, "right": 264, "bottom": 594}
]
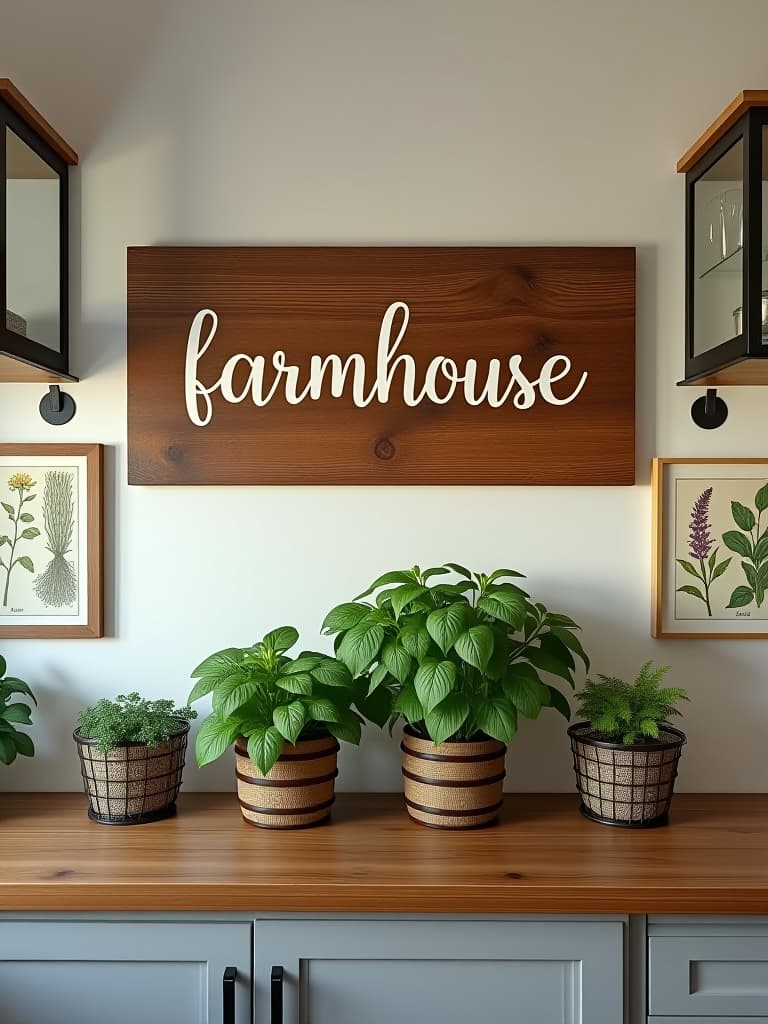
[
  {"left": 0, "top": 444, "right": 103, "bottom": 638},
  {"left": 652, "top": 457, "right": 768, "bottom": 639}
]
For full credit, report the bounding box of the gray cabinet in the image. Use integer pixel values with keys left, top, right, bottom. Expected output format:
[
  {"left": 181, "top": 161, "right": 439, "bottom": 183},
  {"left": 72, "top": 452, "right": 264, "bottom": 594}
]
[
  {"left": 254, "top": 918, "right": 625, "bottom": 1024},
  {"left": 0, "top": 919, "right": 252, "bottom": 1024},
  {"left": 648, "top": 918, "right": 768, "bottom": 1021}
]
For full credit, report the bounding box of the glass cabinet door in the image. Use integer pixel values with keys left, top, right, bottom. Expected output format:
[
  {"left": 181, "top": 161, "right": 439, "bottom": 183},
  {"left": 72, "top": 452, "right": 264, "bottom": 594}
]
[
  {"left": 5, "top": 125, "right": 61, "bottom": 352},
  {"left": 693, "top": 137, "right": 744, "bottom": 356}
]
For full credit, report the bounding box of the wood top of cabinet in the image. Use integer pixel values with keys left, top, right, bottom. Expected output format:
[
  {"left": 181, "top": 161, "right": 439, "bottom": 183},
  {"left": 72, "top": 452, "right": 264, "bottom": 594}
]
[
  {"left": 0, "top": 80, "right": 78, "bottom": 166},
  {"left": 1, "top": 792, "right": 767, "bottom": 914},
  {"left": 677, "top": 89, "right": 768, "bottom": 173}
]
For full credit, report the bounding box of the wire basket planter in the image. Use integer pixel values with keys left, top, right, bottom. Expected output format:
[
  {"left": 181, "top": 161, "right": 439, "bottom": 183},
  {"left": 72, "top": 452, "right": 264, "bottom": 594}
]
[
  {"left": 74, "top": 719, "right": 190, "bottom": 825},
  {"left": 568, "top": 721, "right": 685, "bottom": 828}
]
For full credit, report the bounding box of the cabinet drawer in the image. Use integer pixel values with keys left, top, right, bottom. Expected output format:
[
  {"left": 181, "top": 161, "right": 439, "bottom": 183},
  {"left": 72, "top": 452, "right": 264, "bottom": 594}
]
[{"left": 649, "top": 933, "right": 768, "bottom": 1016}]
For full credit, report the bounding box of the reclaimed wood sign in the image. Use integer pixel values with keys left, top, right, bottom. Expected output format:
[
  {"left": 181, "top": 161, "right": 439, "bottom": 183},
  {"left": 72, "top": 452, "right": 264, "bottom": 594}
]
[{"left": 127, "top": 247, "right": 635, "bottom": 485}]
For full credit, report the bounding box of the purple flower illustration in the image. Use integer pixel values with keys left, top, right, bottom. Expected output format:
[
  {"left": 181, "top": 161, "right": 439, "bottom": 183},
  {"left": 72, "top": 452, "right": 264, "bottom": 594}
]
[
  {"left": 688, "top": 487, "right": 713, "bottom": 560},
  {"left": 677, "top": 486, "right": 731, "bottom": 618}
]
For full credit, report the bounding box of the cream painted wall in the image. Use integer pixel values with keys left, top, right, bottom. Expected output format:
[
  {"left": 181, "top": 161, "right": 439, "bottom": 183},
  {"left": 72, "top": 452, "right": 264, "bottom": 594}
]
[{"left": 1, "top": 0, "right": 768, "bottom": 793}]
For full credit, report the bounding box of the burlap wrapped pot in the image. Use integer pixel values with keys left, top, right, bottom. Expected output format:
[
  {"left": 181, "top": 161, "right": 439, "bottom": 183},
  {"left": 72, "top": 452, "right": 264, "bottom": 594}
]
[
  {"left": 568, "top": 721, "right": 685, "bottom": 827},
  {"left": 74, "top": 720, "right": 189, "bottom": 825},
  {"left": 235, "top": 733, "right": 339, "bottom": 829},
  {"left": 401, "top": 725, "right": 507, "bottom": 829}
]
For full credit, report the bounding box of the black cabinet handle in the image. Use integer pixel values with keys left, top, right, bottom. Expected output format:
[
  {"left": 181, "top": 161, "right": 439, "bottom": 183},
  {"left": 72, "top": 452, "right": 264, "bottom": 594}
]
[
  {"left": 223, "top": 966, "right": 237, "bottom": 1024},
  {"left": 271, "top": 965, "right": 284, "bottom": 1024}
]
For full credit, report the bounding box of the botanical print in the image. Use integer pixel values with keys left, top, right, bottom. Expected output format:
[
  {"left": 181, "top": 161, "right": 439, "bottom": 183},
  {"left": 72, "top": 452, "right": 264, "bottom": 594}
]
[
  {"left": 0, "top": 466, "right": 79, "bottom": 616},
  {"left": 675, "top": 478, "right": 768, "bottom": 620}
]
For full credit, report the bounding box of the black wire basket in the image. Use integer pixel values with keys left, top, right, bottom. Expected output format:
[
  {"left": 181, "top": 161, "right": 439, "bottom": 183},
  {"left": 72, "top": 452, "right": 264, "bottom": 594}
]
[
  {"left": 74, "top": 719, "right": 190, "bottom": 825},
  {"left": 568, "top": 721, "right": 685, "bottom": 828}
]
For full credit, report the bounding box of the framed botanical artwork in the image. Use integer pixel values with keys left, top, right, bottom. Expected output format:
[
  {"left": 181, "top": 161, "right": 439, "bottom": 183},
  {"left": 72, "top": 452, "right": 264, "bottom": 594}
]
[
  {"left": 0, "top": 444, "right": 103, "bottom": 638},
  {"left": 652, "top": 457, "right": 768, "bottom": 639}
]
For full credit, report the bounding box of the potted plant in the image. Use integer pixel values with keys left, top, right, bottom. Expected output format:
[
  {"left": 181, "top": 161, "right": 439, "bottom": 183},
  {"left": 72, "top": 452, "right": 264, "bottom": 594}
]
[
  {"left": 322, "top": 563, "right": 588, "bottom": 829},
  {"left": 74, "top": 693, "right": 196, "bottom": 825},
  {"left": 190, "top": 626, "right": 361, "bottom": 829},
  {"left": 567, "top": 661, "right": 687, "bottom": 828},
  {"left": 0, "top": 653, "right": 36, "bottom": 765}
]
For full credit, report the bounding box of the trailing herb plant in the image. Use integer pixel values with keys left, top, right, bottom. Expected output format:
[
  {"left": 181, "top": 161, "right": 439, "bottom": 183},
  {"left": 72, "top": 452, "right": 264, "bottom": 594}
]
[
  {"left": 723, "top": 482, "right": 768, "bottom": 610},
  {"left": 0, "top": 653, "right": 36, "bottom": 764},
  {"left": 575, "top": 661, "right": 687, "bottom": 746},
  {"left": 322, "top": 564, "right": 589, "bottom": 746},
  {"left": 189, "top": 626, "right": 361, "bottom": 775},
  {"left": 76, "top": 692, "right": 196, "bottom": 753}
]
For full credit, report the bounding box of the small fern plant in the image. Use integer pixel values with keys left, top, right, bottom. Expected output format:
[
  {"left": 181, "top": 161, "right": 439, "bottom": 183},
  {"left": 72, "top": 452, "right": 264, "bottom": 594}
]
[
  {"left": 76, "top": 693, "right": 196, "bottom": 753},
  {"left": 575, "top": 661, "right": 687, "bottom": 745}
]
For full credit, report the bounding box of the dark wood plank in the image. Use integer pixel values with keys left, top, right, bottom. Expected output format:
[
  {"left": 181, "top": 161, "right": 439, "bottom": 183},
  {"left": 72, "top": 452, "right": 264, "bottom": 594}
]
[
  {"left": 0, "top": 80, "right": 78, "bottom": 166},
  {"left": 127, "top": 247, "right": 635, "bottom": 486}
]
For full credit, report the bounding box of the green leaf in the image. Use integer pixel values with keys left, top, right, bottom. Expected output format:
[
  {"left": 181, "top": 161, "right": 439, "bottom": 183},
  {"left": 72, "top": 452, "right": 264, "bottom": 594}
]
[
  {"left": 367, "top": 663, "right": 389, "bottom": 694},
  {"left": 309, "top": 659, "right": 352, "bottom": 688},
  {"left": 191, "top": 648, "right": 242, "bottom": 679},
  {"left": 502, "top": 674, "right": 545, "bottom": 719},
  {"left": 327, "top": 709, "right": 363, "bottom": 745},
  {"left": 354, "top": 570, "right": 416, "bottom": 600},
  {"left": 356, "top": 686, "right": 394, "bottom": 728},
  {"left": 399, "top": 624, "right": 431, "bottom": 660},
  {"left": 526, "top": 642, "right": 574, "bottom": 685},
  {"left": 544, "top": 612, "right": 579, "bottom": 628},
  {"left": 0, "top": 655, "right": 6, "bottom": 676},
  {"left": 19, "top": 513, "right": 34, "bottom": 523},
  {"left": 723, "top": 531, "right": 753, "bottom": 558},
  {"left": 727, "top": 585, "right": 754, "bottom": 609},
  {"left": 742, "top": 562, "right": 758, "bottom": 590},
  {"left": 477, "top": 589, "right": 527, "bottom": 628},
  {"left": 195, "top": 715, "right": 242, "bottom": 767},
  {"left": 281, "top": 655, "right": 323, "bottom": 675},
  {"left": 424, "top": 692, "right": 470, "bottom": 745},
  {"left": 211, "top": 672, "right": 258, "bottom": 719},
  {"left": 755, "top": 534, "right": 768, "bottom": 564},
  {"left": 304, "top": 698, "right": 342, "bottom": 724},
  {"left": 539, "top": 633, "right": 575, "bottom": 672},
  {"left": 475, "top": 697, "right": 517, "bottom": 744},
  {"left": 732, "top": 501, "right": 756, "bottom": 532},
  {"left": 273, "top": 701, "right": 306, "bottom": 744},
  {"left": 338, "top": 616, "right": 386, "bottom": 676},
  {"left": 0, "top": 536, "right": 8, "bottom": 547},
  {"left": 275, "top": 672, "right": 313, "bottom": 696},
  {"left": 486, "top": 568, "right": 526, "bottom": 584},
  {"left": 708, "top": 548, "right": 718, "bottom": 572},
  {"left": 756, "top": 482, "right": 768, "bottom": 513},
  {"left": 711, "top": 557, "right": 732, "bottom": 581},
  {"left": 22, "top": 494, "right": 36, "bottom": 503},
  {"left": 676, "top": 559, "right": 704, "bottom": 582},
  {"left": 413, "top": 658, "right": 457, "bottom": 713},
  {"left": 0, "top": 703, "right": 32, "bottom": 725},
  {"left": 392, "top": 683, "right": 424, "bottom": 723},
  {"left": 381, "top": 640, "right": 413, "bottom": 685},
  {"left": 262, "top": 626, "right": 299, "bottom": 653},
  {"left": 546, "top": 685, "right": 571, "bottom": 720},
  {"left": 1, "top": 502, "right": 14, "bottom": 516},
  {"left": 0, "top": 677, "right": 36, "bottom": 703},
  {"left": 422, "top": 567, "right": 451, "bottom": 580},
  {"left": 443, "top": 562, "right": 472, "bottom": 578},
  {"left": 321, "top": 602, "right": 372, "bottom": 634},
  {"left": 246, "top": 725, "right": 284, "bottom": 774},
  {"left": 676, "top": 584, "right": 707, "bottom": 602},
  {"left": 550, "top": 627, "right": 590, "bottom": 671},
  {"left": 0, "top": 734, "right": 16, "bottom": 764},
  {"left": 11, "top": 731, "right": 34, "bottom": 757},
  {"left": 187, "top": 675, "right": 217, "bottom": 703},
  {"left": 17, "top": 556, "right": 34, "bottom": 572},
  {"left": 389, "top": 583, "right": 428, "bottom": 618},
  {"left": 426, "top": 602, "right": 470, "bottom": 655},
  {"left": 454, "top": 624, "right": 494, "bottom": 672}
]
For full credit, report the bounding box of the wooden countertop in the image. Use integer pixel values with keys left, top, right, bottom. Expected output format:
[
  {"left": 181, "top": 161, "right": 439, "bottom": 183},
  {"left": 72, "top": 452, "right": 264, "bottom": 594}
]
[{"left": 1, "top": 792, "right": 767, "bottom": 914}]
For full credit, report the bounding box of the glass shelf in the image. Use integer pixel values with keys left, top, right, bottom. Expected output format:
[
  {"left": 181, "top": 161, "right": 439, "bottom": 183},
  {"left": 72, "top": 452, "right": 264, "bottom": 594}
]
[{"left": 699, "top": 247, "right": 768, "bottom": 280}]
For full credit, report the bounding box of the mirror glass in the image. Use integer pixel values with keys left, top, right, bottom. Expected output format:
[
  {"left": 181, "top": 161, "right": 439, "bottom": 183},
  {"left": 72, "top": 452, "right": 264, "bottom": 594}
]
[{"left": 5, "top": 126, "right": 60, "bottom": 351}]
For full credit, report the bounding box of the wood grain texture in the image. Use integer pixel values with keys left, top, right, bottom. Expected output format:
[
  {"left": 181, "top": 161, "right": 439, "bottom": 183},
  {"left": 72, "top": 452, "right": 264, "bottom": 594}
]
[
  {"left": 2, "top": 792, "right": 768, "bottom": 914},
  {"left": 679, "top": 358, "right": 768, "bottom": 386},
  {"left": 0, "top": 354, "right": 77, "bottom": 383},
  {"left": 0, "top": 444, "right": 103, "bottom": 638},
  {"left": 676, "top": 90, "right": 768, "bottom": 173},
  {"left": 0, "top": 79, "right": 78, "bottom": 166},
  {"left": 127, "top": 247, "right": 635, "bottom": 486}
]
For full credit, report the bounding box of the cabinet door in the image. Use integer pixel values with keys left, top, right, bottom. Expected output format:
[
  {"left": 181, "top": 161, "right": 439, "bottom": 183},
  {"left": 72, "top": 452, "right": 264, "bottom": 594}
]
[
  {"left": 255, "top": 918, "right": 623, "bottom": 1024},
  {"left": 0, "top": 920, "right": 252, "bottom": 1024}
]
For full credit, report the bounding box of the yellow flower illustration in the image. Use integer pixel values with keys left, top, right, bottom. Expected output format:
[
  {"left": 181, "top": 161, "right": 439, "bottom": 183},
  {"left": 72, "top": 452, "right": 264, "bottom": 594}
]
[{"left": 8, "top": 472, "right": 35, "bottom": 492}]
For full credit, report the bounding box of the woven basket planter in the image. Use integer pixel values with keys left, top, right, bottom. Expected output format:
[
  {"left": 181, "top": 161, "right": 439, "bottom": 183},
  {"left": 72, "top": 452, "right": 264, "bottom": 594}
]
[
  {"left": 568, "top": 722, "right": 685, "bottom": 828},
  {"left": 74, "top": 720, "right": 190, "bottom": 825},
  {"left": 234, "top": 733, "right": 339, "bottom": 829},
  {"left": 401, "top": 725, "right": 507, "bottom": 829}
]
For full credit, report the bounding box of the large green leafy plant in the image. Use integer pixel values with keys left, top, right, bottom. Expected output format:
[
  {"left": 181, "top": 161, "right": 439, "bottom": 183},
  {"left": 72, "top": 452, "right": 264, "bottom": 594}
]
[
  {"left": 0, "top": 653, "right": 36, "bottom": 764},
  {"left": 322, "top": 564, "right": 589, "bottom": 745},
  {"left": 76, "top": 692, "right": 196, "bottom": 753},
  {"left": 575, "top": 661, "right": 687, "bottom": 745},
  {"left": 190, "top": 626, "right": 361, "bottom": 774}
]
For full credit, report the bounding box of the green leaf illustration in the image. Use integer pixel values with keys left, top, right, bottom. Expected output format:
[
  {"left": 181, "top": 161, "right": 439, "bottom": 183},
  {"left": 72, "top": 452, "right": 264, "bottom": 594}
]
[
  {"left": 711, "top": 558, "right": 732, "bottom": 581},
  {"left": 732, "top": 501, "right": 756, "bottom": 532},
  {"left": 723, "top": 531, "right": 752, "bottom": 558},
  {"left": 727, "top": 585, "right": 755, "bottom": 609},
  {"left": 677, "top": 584, "right": 707, "bottom": 602},
  {"left": 17, "top": 556, "right": 34, "bottom": 572},
  {"left": 676, "top": 559, "right": 704, "bottom": 581},
  {"left": 20, "top": 527, "right": 40, "bottom": 541},
  {"left": 755, "top": 534, "right": 768, "bottom": 564},
  {"left": 19, "top": 513, "right": 34, "bottom": 523},
  {"left": 756, "top": 482, "right": 768, "bottom": 512},
  {"left": 1, "top": 503, "right": 14, "bottom": 518}
]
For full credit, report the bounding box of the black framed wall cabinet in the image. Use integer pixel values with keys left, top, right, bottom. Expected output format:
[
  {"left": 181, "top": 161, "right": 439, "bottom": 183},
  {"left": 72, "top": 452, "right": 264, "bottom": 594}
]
[
  {"left": 0, "top": 80, "right": 77, "bottom": 383},
  {"left": 679, "top": 92, "right": 768, "bottom": 387}
]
